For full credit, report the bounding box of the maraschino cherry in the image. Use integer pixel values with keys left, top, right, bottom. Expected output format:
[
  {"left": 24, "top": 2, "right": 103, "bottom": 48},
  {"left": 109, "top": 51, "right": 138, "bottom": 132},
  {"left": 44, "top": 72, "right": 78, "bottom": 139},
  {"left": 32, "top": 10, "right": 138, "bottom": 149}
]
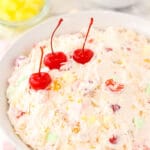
[
  {"left": 44, "top": 18, "right": 67, "bottom": 70},
  {"left": 73, "top": 18, "right": 94, "bottom": 64},
  {"left": 29, "top": 46, "right": 52, "bottom": 90}
]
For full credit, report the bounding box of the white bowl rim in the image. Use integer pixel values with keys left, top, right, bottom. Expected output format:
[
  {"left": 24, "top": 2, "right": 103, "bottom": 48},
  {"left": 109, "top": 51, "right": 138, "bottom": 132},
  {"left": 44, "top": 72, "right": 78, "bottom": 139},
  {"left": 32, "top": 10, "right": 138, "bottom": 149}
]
[{"left": 1, "top": 9, "right": 150, "bottom": 60}]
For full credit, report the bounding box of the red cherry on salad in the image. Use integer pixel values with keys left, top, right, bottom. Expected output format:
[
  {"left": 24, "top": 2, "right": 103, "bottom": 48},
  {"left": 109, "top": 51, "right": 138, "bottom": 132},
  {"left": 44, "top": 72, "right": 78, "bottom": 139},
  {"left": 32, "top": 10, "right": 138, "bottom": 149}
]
[
  {"left": 44, "top": 51, "right": 67, "bottom": 70},
  {"left": 29, "top": 46, "right": 52, "bottom": 90},
  {"left": 44, "top": 18, "right": 67, "bottom": 70},
  {"left": 73, "top": 18, "right": 94, "bottom": 64}
]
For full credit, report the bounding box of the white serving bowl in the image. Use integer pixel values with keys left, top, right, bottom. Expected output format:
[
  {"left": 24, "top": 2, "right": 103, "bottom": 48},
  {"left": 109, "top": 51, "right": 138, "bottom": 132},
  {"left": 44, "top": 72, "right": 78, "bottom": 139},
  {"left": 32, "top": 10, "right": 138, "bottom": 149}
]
[
  {"left": 0, "top": 10, "right": 150, "bottom": 149},
  {"left": 85, "top": 0, "right": 139, "bottom": 9}
]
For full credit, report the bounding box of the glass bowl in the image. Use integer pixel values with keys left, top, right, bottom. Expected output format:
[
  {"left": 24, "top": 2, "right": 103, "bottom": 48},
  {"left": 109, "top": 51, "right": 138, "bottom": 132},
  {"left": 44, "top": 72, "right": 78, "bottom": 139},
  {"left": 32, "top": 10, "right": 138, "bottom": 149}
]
[{"left": 0, "top": 0, "right": 50, "bottom": 28}]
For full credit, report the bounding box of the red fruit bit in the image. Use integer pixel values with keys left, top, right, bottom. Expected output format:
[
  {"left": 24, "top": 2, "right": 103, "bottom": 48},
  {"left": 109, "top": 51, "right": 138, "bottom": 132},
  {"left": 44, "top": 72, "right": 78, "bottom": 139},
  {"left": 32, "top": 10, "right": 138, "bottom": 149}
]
[
  {"left": 73, "top": 18, "right": 94, "bottom": 64},
  {"left": 29, "top": 47, "right": 52, "bottom": 90},
  {"left": 109, "top": 135, "right": 118, "bottom": 144},
  {"left": 16, "top": 111, "right": 25, "bottom": 119},
  {"left": 111, "top": 104, "right": 121, "bottom": 113},
  {"left": 143, "top": 145, "right": 150, "bottom": 150},
  {"left": 127, "top": 47, "right": 131, "bottom": 51},
  {"left": 44, "top": 18, "right": 67, "bottom": 70},
  {"left": 88, "top": 38, "right": 94, "bottom": 43},
  {"left": 105, "top": 79, "right": 124, "bottom": 92},
  {"left": 105, "top": 47, "right": 113, "bottom": 52}
]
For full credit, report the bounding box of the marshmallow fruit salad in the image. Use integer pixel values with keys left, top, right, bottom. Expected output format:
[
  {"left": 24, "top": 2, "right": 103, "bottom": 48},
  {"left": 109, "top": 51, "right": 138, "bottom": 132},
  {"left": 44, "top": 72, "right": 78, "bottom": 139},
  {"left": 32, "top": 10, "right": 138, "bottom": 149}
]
[{"left": 7, "top": 18, "right": 150, "bottom": 150}]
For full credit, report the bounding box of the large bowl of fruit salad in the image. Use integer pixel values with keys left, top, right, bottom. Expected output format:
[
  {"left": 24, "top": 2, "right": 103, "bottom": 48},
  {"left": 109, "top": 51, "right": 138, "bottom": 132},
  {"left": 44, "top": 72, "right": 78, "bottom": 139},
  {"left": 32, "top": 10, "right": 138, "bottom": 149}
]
[{"left": 0, "top": 10, "right": 150, "bottom": 150}]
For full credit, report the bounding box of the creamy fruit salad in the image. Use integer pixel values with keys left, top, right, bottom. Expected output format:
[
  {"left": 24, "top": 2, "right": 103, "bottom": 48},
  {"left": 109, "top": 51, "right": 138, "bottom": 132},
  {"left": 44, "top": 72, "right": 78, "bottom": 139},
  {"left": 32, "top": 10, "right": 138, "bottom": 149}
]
[{"left": 7, "top": 19, "right": 150, "bottom": 150}]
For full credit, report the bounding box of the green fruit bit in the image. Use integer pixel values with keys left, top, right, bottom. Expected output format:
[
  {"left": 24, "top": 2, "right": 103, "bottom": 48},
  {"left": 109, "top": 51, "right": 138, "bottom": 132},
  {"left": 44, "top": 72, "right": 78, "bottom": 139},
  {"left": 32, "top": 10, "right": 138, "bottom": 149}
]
[
  {"left": 47, "top": 133, "right": 58, "bottom": 142},
  {"left": 133, "top": 117, "right": 144, "bottom": 129},
  {"left": 146, "top": 84, "right": 150, "bottom": 95},
  {"left": 16, "top": 75, "right": 28, "bottom": 86}
]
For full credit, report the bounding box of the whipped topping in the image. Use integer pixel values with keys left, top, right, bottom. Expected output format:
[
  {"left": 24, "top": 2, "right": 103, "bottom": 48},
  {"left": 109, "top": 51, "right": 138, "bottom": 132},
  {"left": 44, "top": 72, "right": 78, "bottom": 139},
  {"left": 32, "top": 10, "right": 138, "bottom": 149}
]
[{"left": 7, "top": 27, "right": 150, "bottom": 150}]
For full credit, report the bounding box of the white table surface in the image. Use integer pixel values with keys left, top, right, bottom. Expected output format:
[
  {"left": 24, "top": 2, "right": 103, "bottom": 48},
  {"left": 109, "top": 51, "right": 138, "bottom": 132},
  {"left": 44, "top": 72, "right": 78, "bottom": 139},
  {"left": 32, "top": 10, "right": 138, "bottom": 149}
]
[{"left": 0, "top": 0, "right": 150, "bottom": 149}]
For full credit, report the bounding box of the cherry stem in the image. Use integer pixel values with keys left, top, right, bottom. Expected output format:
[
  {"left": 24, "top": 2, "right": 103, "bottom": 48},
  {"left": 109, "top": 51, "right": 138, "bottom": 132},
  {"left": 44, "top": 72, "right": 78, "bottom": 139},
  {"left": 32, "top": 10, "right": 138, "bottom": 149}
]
[
  {"left": 39, "top": 46, "right": 44, "bottom": 75},
  {"left": 82, "top": 17, "right": 94, "bottom": 52},
  {"left": 50, "top": 18, "right": 63, "bottom": 54}
]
